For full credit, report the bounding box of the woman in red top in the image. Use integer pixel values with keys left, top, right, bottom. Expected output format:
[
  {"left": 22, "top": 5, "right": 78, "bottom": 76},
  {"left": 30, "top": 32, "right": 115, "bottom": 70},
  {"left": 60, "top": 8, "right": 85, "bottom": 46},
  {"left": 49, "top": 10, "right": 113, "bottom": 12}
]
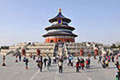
[
  {"left": 76, "top": 61, "right": 79, "bottom": 72},
  {"left": 80, "top": 58, "right": 85, "bottom": 70}
]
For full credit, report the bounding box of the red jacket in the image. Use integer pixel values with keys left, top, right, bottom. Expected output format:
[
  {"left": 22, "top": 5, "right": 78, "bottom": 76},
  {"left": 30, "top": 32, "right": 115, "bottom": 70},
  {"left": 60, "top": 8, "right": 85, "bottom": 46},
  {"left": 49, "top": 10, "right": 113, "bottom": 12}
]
[{"left": 76, "top": 62, "right": 79, "bottom": 67}]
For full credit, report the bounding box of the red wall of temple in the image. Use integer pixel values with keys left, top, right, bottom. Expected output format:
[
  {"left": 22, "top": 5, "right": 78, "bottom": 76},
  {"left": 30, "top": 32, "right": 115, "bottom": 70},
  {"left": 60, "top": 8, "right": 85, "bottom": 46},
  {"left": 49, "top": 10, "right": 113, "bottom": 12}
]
[{"left": 45, "top": 38, "right": 75, "bottom": 43}]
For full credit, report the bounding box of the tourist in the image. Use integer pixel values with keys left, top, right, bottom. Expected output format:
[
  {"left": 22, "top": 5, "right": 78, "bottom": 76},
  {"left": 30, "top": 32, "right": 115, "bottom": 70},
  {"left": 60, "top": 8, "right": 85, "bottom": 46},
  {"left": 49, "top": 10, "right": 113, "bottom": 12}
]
[
  {"left": 115, "top": 71, "right": 120, "bottom": 80},
  {"left": 102, "top": 57, "right": 106, "bottom": 68},
  {"left": 88, "top": 58, "right": 90, "bottom": 68},
  {"left": 112, "top": 55, "right": 114, "bottom": 62},
  {"left": 47, "top": 60, "right": 50, "bottom": 71},
  {"left": 115, "top": 55, "right": 120, "bottom": 69},
  {"left": 77, "top": 57, "right": 80, "bottom": 62},
  {"left": 68, "top": 55, "right": 73, "bottom": 66},
  {"left": 24, "top": 58, "right": 29, "bottom": 69},
  {"left": 58, "top": 59, "right": 63, "bottom": 73},
  {"left": 76, "top": 61, "right": 79, "bottom": 72},
  {"left": 48, "top": 56, "right": 51, "bottom": 66},
  {"left": 38, "top": 55, "right": 43, "bottom": 62},
  {"left": 30, "top": 53, "right": 32, "bottom": 58},
  {"left": 47, "top": 56, "right": 52, "bottom": 71},
  {"left": 108, "top": 56, "right": 111, "bottom": 62},
  {"left": 53, "top": 57, "right": 56, "bottom": 64},
  {"left": 105, "top": 60, "right": 109, "bottom": 68},
  {"left": 115, "top": 61, "right": 119, "bottom": 70},
  {"left": 18, "top": 54, "right": 21, "bottom": 62},
  {"left": 80, "top": 58, "right": 84, "bottom": 70},
  {"left": 44, "top": 57, "right": 48, "bottom": 68},
  {"left": 33, "top": 55, "right": 36, "bottom": 60},
  {"left": 36, "top": 59, "right": 43, "bottom": 72},
  {"left": 2, "top": 55, "right": 6, "bottom": 66},
  {"left": 15, "top": 55, "right": 18, "bottom": 63},
  {"left": 98, "top": 55, "right": 102, "bottom": 63},
  {"left": 86, "top": 58, "right": 90, "bottom": 69}
]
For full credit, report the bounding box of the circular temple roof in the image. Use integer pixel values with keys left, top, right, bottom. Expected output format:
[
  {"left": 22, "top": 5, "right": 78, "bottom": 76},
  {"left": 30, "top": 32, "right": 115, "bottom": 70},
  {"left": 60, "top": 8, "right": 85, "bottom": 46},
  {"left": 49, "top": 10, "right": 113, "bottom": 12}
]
[
  {"left": 43, "top": 31, "right": 77, "bottom": 37},
  {"left": 45, "top": 24, "right": 75, "bottom": 31},
  {"left": 49, "top": 9, "right": 71, "bottom": 23}
]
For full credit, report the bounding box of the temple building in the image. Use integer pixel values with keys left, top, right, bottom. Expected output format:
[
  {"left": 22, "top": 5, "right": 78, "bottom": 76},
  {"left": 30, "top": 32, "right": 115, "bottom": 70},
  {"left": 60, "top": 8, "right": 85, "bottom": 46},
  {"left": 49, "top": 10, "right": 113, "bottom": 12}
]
[
  {"left": 43, "top": 9, "right": 77, "bottom": 43},
  {"left": 0, "top": 9, "right": 104, "bottom": 57}
]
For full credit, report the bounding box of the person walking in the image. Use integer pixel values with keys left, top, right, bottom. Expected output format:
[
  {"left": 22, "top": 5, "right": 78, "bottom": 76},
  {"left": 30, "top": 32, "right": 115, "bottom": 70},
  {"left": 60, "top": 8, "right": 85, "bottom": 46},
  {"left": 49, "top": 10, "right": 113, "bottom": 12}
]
[
  {"left": 102, "top": 57, "right": 106, "bottom": 68},
  {"left": 76, "top": 61, "right": 79, "bottom": 72},
  {"left": 18, "top": 54, "right": 21, "bottom": 62},
  {"left": 47, "top": 56, "right": 52, "bottom": 71},
  {"left": 115, "top": 71, "right": 120, "bottom": 80},
  {"left": 80, "top": 58, "right": 85, "bottom": 70},
  {"left": 98, "top": 55, "right": 102, "bottom": 63},
  {"left": 58, "top": 59, "right": 63, "bottom": 73},
  {"left": 15, "top": 55, "right": 18, "bottom": 63},
  {"left": 48, "top": 56, "right": 51, "bottom": 66},
  {"left": 68, "top": 55, "right": 73, "bottom": 66},
  {"left": 38, "top": 61, "right": 43, "bottom": 72},
  {"left": 33, "top": 55, "right": 36, "bottom": 61},
  {"left": 112, "top": 55, "right": 114, "bottom": 62},
  {"left": 105, "top": 60, "right": 109, "bottom": 68},
  {"left": 36, "top": 58, "right": 43, "bottom": 72},
  {"left": 86, "top": 59, "right": 89, "bottom": 69},
  {"left": 44, "top": 57, "right": 48, "bottom": 68},
  {"left": 24, "top": 58, "right": 29, "bottom": 69}
]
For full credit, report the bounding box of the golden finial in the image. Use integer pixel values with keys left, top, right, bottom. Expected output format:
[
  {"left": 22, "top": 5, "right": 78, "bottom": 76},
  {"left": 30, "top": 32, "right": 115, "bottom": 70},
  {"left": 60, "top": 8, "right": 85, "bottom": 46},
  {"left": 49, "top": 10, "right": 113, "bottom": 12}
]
[{"left": 59, "top": 8, "right": 61, "bottom": 13}]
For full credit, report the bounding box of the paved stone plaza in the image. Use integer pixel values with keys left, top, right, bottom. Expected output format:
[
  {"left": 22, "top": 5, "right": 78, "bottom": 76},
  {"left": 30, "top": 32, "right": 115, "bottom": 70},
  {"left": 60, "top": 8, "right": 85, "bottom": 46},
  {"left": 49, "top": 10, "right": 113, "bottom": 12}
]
[{"left": 0, "top": 55, "right": 116, "bottom": 80}]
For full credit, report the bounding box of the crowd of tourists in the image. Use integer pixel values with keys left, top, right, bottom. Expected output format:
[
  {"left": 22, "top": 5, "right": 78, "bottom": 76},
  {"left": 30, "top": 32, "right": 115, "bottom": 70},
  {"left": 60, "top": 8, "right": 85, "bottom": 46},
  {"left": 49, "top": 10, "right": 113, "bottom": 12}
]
[{"left": 1, "top": 49, "right": 120, "bottom": 79}]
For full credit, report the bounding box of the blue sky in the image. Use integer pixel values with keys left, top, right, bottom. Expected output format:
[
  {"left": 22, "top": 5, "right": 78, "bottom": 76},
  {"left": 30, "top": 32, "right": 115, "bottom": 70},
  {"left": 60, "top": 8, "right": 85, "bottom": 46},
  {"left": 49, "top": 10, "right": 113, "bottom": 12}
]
[{"left": 0, "top": 0, "right": 120, "bottom": 45}]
